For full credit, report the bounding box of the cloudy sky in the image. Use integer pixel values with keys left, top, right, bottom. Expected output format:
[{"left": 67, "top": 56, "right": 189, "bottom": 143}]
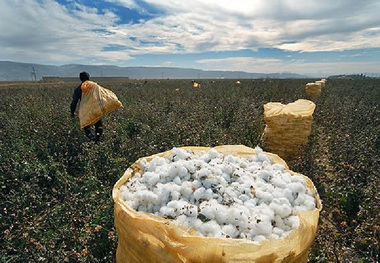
[{"left": 1, "top": 0, "right": 380, "bottom": 76}]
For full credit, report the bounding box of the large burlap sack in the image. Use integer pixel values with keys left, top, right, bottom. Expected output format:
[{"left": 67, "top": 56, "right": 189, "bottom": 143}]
[
  {"left": 315, "top": 80, "right": 325, "bottom": 88},
  {"left": 305, "top": 83, "right": 321, "bottom": 99},
  {"left": 193, "top": 82, "right": 201, "bottom": 88},
  {"left": 261, "top": 99, "right": 316, "bottom": 160},
  {"left": 79, "top": 81, "right": 123, "bottom": 128},
  {"left": 113, "top": 145, "right": 322, "bottom": 263}
]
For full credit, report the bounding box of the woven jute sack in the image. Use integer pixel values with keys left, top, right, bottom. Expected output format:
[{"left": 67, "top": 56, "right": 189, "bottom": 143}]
[
  {"left": 79, "top": 81, "right": 123, "bottom": 128},
  {"left": 261, "top": 99, "right": 316, "bottom": 160},
  {"left": 305, "top": 83, "right": 322, "bottom": 100},
  {"left": 113, "top": 145, "right": 322, "bottom": 263}
]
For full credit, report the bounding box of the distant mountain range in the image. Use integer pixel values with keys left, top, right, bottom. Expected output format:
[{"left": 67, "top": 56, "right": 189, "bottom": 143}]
[{"left": 0, "top": 60, "right": 311, "bottom": 81}]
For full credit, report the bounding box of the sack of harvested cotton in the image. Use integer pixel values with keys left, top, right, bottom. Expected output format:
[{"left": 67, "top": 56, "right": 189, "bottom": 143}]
[
  {"left": 305, "top": 82, "right": 322, "bottom": 100},
  {"left": 315, "top": 80, "right": 325, "bottom": 88},
  {"left": 79, "top": 81, "right": 123, "bottom": 128},
  {"left": 261, "top": 99, "right": 316, "bottom": 160},
  {"left": 113, "top": 145, "right": 322, "bottom": 263}
]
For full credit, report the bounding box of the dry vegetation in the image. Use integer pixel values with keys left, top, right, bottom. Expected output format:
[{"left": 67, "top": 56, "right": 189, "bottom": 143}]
[{"left": 1, "top": 78, "right": 379, "bottom": 262}]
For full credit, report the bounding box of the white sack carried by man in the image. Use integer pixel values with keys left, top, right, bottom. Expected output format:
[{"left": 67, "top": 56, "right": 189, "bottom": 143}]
[{"left": 79, "top": 81, "right": 123, "bottom": 128}]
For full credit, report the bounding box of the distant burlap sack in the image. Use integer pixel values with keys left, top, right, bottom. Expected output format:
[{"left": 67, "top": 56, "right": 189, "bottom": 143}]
[
  {"left": 305, "top": 83, "right": 322, "bottom": 99},
  {"left": 315, "top": 80, "right": 325, "bottom": 88},
  {"left": 193, "top": 82, "right": 201, "bottom": 88},
  {"left": 261, "top": 99, "right": 316, "bottom": 160},
  {"left": 79, "top": 81, "right": 123, "bottom": 128},
  {"left": 113, "top": 145, "right": 322, "bottom": 263}
]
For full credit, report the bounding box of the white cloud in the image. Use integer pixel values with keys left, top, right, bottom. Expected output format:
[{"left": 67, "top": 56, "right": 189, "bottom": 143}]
[
  {"left": 196, "top": 56, "right": 380, "bottom": 75},
  {"left": 0, "top": 0, "right": 379, "bottom": 74}
]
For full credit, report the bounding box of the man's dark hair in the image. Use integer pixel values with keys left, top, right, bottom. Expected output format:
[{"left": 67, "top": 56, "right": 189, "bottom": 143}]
[{"left": 79, "top": 71, "right": 90, "bottom": 82}]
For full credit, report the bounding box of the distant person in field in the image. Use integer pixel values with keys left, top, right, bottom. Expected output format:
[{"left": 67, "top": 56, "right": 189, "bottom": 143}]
[{"left": 70, "top": 71, "right": 103, "bottom": 142}]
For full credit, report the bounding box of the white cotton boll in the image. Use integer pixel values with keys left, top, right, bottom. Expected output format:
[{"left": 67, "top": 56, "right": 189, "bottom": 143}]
[
  {"left": 205, "top": 188, "right": 215, "bottom": 200},
  {"left": 281, "top": 172, "right": 292, "bottom": 184},
  {"left": 170, "top": 189, "right": 181, "bottom": 201},
  {"left": 125, "top": 200, "right": 138, "bottom": 210},
  {"left": 304, "top": 195, "right": 316, "bottom": 210},
  {"left": 290, "top": 175, "right": 306, "bottom": 183},
  {"left": 139, "top": 158, "right": 149, "bottom": 170},
  {"left": 271, "top": 177, "right": 287, "bottom": 189},
  {"left": 253, "top": 235, "right": 268, "bottom": 242},
  {"left": 200, "top": 220, "right": 222, "bottom": 237},
  {"left": 255, "top": 221, "right": 273, "bottom": 236},
  {"left": 185, "top": 205, "right": 197, "bottom": 217},
  {"left": 221, "top": 171, "right": 232, "bottom": 183},
  {"left": 272, "top": 188, "right": 284, "bottom": 199},
  {"left": 136, "top": 190, "right": 160, "bottom": 207},
  {"left": 199, "top": 201, "right": 216, "bottom": 220},
  {"left": 142, "top": 171, "right": 160, "bottom": 186},
  {"left": 193, "top": 187, "right": 206, "bottom": 202},
  {"left": 270, "top": 198, "right": 292, "bottom": 218},
  {"left": 258, "top": 170, "right": 272, "bottom": 182},
  {"left": 137, "top": 204, "right": 148, "bottom": 212},
  {"left": 175, "top": 214, "right": 189, "bottom": 226},
  {"left": 158, "top": 186, "right": 171, "bottom": 205},
  {"left": 219, "top": 162, "right": 233, "bottom": 176},
  {"left": 227, "top": 207, "right": 243, "bottom": 225},
  {"left": 295, "top": 195, "right": 316, "bottom": 211},
  {"left": 171, "top": 147, "right": 192, "bottom": 161},
  {"left": 264, "top": 182, "right": 275, "bottom": 193},
  {"left": 253, "top": 204, "right": 275, "bottom": 223},
  {"left": 222, "top": 224, "right": 239, "bottom": 238},
  {"left": 191, "top": 180, "right": 202, "bottom": 191},
  {"left": 255, "top": 189, "right": 273, "bottom": 204},
  {"left": 173, "top": 176, "right": 181, "bottom": 186},
  {"left": 239, "top": 194, "right": 250, "bottom": 202},
  {"left": 244, "top": 198, "right": 258, "bottom": 210},
  {"left": 196, "top": 167, "right": 210, "bottom": 180},
  {"left": 272, "top": 227, "right": 284, "bottom": 237},
  {"left": 167, "top": 164, "right": 180, "bottom": 180},
  {"left": 146, "top": 156, "right": 165, "bottom": 172},
  {"left": 152, "top": 205, "right": 161, "bottom": 213},
  {"left": 167, "top": 200, "right": 185, "bottom": 213},
  {"left": 257, "top": 151, "right": 270, "bottom": 163},
  {"left": 283, "top": 188, "right": 295, "bottom": 204},
  {"left": 284, "top": 215, "right": 300, "bottom": 229},
  {"left": 214, "top": 205, "right": 228, "bottom": 224},
  {"left": 159, "top": 206, "right": 176, "bottom": 218},
  {"left": 120, "top": 185, "right": 128, "bottom": 193},
  {"left": 209, "top": 156, "right": 223, "bottom": 166},
  {"left": 180, "top": 182, "right": 193, "bottom": 200},
  {"left": 239, "top": 159, "right": 249, "bottom": 169},
  {"left": 272, "top": 163, "right": 285, "bottom": 172},
  {"left": 272, "top": 215, "right": 286, "bottom": 228},
  {"left": 122, "top": 191, "right": 135, "bottom": 203},
  {"left": 293, "top": 192, "right": 307, "bottom": 206},
  {"left": 255, "top": 146, "right": 270, "bottom": 162},
  {"left": 190, "top": 218, "right": 204, "bottom": 232},
  {"left": 209, "top": 148, "right": 221, "bottom": 158},
  {"left": 275, "top": 204, "right": 292, "bottom": 218},
  {"left": 288, "top": 182, "right": 306, "bottom": 195}
]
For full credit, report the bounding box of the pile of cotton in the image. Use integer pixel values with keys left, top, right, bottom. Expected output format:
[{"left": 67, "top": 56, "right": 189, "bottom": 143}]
[
  {"left": 120, "top": 146, "right": 317, "bottom": 242},
  {"left": 305, "top": 82, "right": 322, "bottom": 99},
  {"left": 261, "top": 99, "right": 316, "bottom": 160},
  {"left": 315, "top": 80, "right": 325, "bottom": 88}
]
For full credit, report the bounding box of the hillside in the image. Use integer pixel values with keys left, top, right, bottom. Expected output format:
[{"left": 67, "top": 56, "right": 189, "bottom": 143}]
[{"left": 0, "top": 61, "right": 310, "bottom": 81}]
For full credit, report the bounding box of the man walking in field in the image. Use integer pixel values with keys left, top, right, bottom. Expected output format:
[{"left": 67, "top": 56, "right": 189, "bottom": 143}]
[
  {"left": 70, "top": 72, "right": 123, "bottom": 143},
  {"left": 70, "top": 71, "right": 103, "bottom": 142}
]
